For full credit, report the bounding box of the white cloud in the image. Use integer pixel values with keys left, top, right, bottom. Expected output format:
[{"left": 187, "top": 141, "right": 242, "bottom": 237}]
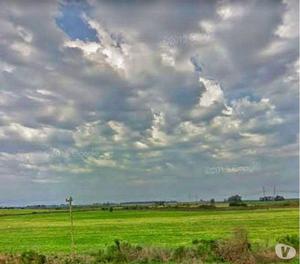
[
  {"left": 146, "top": 111, "right": 169, "bottom": 147},
  {"left": 217, "top": 1, "right": 245, "bottom": 20},
  {"left": 73, "top": 121, "right": 104, "bottom": 147},
  {"left": 11, "top": 42, "right": 32, "bottom": 57},
  {"left": 64, "top": 39, "right": 100, "bottom": 55},
  {"left": 134, "top": 141, "right": 149, "bottom": 149},
  {"left": 85, "top": 155, "right": 117, "bottom": 168},
  {"left": 0, "top": 61, "right": 15, "bottom": 73},
  {"left": 199, "top": 20, "right": 215, "bottom": 34},
  {"left": 0, "top": 123, "right": 48, "bottom": 142},
  {"left": 276, "top": 0, "right": 299, "bottom": 39},
  {"left": 198, "top": 77, "right": 224, "bottom": 107},
  {"left": 174, "top": 121, "right": 206, "bottom": 144},
  {"left": 16, "top": 26, "right": 33, "bottom": 43},
  {"left": 36, "top": 89, "right": 55, "bottom": 96}
]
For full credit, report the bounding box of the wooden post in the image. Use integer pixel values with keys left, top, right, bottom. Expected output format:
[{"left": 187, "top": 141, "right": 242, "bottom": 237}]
[{"left": 66, "top": 196, "right": 74, "bottom": 255}]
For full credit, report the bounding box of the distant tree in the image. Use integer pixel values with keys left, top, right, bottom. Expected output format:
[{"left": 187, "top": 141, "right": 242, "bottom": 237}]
[
  {"left": 228, "top": 195, "right": 246, "bottom": 206},
  {"left": 228, "top": 195, "right": 242, "bottom": 203},
  {"left": 210, "top": 198, "right": 215, "bottom": 205},
  {"left": 109, "top": 207, "right": 113, "bottom": 212}
]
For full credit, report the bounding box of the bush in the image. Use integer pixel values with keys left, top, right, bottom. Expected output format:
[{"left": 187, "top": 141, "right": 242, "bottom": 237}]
[
  {"left": 277, "top": 234, "right": 299, "bottom": 248},
  {"left": 95, "top": 240, "right": 147, "bottom": 263},
  {"left": 215, "top": 228, "right": 255, "bottom": 264},
  {"left": 195, "top": 239, "right": 219, "bottom": 262},
  {"left": 172, "top": 246, "right": 197, "bottom": 262},
  {"left": 20, "top": 251, "right": 46, "bottom": 264},
  {"left": 95, "top": 241, "right": 127, "bottom": 263},
  {"left": 253, "top": 250, "right": 281, "bottom": 264},
  {"left": 172, "top": 246, "right": 187, "bottom": 262}
]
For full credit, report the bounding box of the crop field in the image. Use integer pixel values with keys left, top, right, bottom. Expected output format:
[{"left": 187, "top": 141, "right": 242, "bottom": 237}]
[{"left": 0, "top": 207, "right": 298, "bottom": 254}]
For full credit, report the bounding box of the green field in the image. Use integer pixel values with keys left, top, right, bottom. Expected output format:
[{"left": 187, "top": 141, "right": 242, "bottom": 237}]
[{"left": 0, "top": 207, "right": 298, "bottom": 254}]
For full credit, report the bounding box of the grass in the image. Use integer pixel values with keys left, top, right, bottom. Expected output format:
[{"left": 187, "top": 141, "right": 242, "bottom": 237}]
[
  {"left": 0, "top": 207, "right": 298, "bottom": 254},
  {"left": 0, "top": 230, "right": 298, "bottom": 263}
]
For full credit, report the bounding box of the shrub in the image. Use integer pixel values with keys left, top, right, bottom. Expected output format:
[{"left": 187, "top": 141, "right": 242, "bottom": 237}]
[
  {"left": 215, "top": 228, "right": 255, "bottom": 264},
  {"left": 172, "top": 246, "right": 187, "bottom": 262},
  {"left": 171, "top": 245, "right": 209, "bottom": 263},
  {"left": 188, "top": 239, "right": 221, "bottom": 262},
  {"left": 20, "top": 251, "right": 46, "bottom": 264},
  {"left": 95, "top": 240, "right": 146, "bottom": 263},
  {"left": 277, "top": 234, "right": 299, "bottom": 248},
  {"left": 254, "top": 250, "right": 281, "bottom": 264},
  {"left": 138, "top": 247, "right": 171, "bottom": 263},
  {"left": 195, "top": 239, "right": 218, "bottom": 261},
  {"left": 100, "top": 242, "right": 127, "bottom": 263},
  {"left": 282, "top": 202, "right": 291, "bottom": 206},
  {"left": 192, "top": 239, "right": 200, "bottom": 245}
]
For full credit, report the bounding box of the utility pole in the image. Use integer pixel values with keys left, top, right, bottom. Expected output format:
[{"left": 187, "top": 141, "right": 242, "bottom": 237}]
[
  {"left": 66, "top": 196, "right": 74, "bottom": 255},
  {"left": 262, "top": 186, "right": 266, "bottom": 197},
  {"left": 273, "top": 186, "right": 276, "bottom": 197}
]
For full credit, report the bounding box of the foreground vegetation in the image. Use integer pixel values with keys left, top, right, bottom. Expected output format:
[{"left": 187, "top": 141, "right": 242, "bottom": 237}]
[{"left": 0, "top": 229, "right": 298, "bottom": 263}]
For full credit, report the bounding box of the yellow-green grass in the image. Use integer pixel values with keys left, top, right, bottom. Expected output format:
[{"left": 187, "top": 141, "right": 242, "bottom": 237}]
[
  {"left": 0, "top": 209, "right": 62, "bottom": 216},
  {"left": 0, "top": 207, "right": 298, "bottom": 254}
]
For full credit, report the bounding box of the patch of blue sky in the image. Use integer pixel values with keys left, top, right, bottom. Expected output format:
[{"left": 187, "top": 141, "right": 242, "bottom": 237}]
[{"left": 56, "top": 0, "right": 99, "bottom": 42}]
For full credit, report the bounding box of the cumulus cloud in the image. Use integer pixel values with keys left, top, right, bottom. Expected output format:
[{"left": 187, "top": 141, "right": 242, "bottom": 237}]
[{"left": 0, "top": 0, "right": 298, "bottom": 205}]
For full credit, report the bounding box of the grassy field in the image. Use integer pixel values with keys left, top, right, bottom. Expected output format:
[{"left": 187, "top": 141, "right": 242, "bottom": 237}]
[{"left": 0, "top": 207, "right": 298, "bottom": 254}]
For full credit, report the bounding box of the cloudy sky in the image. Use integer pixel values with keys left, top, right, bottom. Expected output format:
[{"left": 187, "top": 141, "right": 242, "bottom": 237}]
[{"left": 0, "top": 0, "right": 299, "bottom": 205}]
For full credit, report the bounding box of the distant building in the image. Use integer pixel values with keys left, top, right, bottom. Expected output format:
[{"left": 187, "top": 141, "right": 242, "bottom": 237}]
[
  {"left": 259, "top": 196, "right": 274, "bottom": 201},
  {"left": 274, "top": 195, "right": 285, "bottom": 201},
  {"left": 259, "top": 195, "right": 285, "bottom": 201}
]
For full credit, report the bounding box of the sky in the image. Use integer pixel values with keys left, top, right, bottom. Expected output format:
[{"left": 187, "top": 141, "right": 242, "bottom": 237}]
[{"left": 0, "top": 0, "right": 299, "bottom": 206}]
